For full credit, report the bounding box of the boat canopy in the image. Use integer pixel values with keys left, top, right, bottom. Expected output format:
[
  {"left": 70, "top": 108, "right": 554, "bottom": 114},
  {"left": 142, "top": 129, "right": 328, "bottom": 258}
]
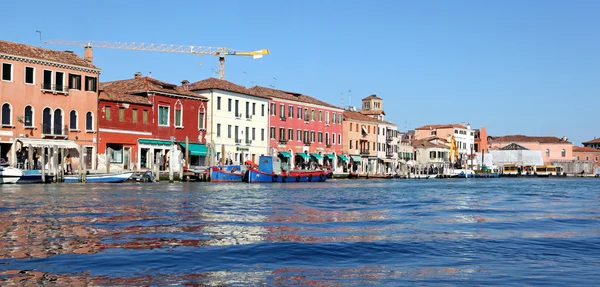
[
  {"left": 16, "top": 138, "right": 78, "bottom": 149},
  {"left": 310, "top": 153, "right": 323, "bottom": 160},
  {"left": 338, "top": 155, "right": 349, "bottom": 162},
  {"left": 278, "top": 151, "right": 291, "bottom": 158},
  {"left": 350, "top": 155, "right": 362, "bottom": 162},
  {"left": 324, "top": 154, "right": 335, "bottom": 160},
  {"left": 178, "top": 142, "right": 207, "bottom": 156}
]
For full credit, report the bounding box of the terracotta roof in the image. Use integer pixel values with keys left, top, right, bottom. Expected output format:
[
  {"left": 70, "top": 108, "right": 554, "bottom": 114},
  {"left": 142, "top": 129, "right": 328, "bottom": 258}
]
[
  {"left": 421, "top": 136, "right": 448, "bottom": 143},
  {"left": 573, "top": 146, "right": 600, "bottom": 153},
  {"left": 415, "top": 124, "right": 465, "bottom": 130},
  {"left": 363, "top": 94, "right": 381, "bottom": 100},
  {"left": 378, "top": 119, "right": 397, "bottom": 126},
  {"left": 360, "top": 109, "right": 386, "bottom": 116},
  {"left": 188, "top": 78, "right": 269, "bottom": 99},
  {"left": 99, "top": 90, "right": 152, "bottom": 106},
  {"left": 0, "top": 40, "right": 99, "bottom": 70},
  {"left": 249, "top": 86, "right": 340, "bottom": 109},
  {"left": 412, "top": 139, "right": 449, "bottom": 149},
  {"left": 490, "top": 135, "right": 571, "bottom": 144},
  {"left": 343, "top": 110, "right": 380, "bottom": 123},
  {"left": 100, "top": 76, "right": 205, "bottom": 99},
  {"left": 582, "top": 138, "right": 600, "bottom": 144}
]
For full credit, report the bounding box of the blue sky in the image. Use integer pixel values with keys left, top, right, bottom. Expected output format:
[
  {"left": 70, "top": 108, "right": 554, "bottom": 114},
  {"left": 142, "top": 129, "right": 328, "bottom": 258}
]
[{"left": 3, "top": 0, "right": 599, "bottom": 145}]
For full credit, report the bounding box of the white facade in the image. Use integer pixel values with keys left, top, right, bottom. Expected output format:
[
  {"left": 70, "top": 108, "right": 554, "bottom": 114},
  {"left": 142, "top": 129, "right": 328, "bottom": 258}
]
[
  {"left": 453, "top": 125, "right": 476, "bottom": 156},
  {"left": 376, "top": 122, "right": 399, "bottom": 174},
  {"left": 196, "top": 90, "right": 270, "bottom": 165}
]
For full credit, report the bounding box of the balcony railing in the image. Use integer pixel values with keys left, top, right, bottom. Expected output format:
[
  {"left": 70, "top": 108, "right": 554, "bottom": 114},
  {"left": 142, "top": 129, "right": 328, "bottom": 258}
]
[
  {"left": 235, "top": 139, "right": 242, "bottom": 145},
  {"left": 386, "top": 135, "right": 394, "bottom": 142},
  {"left": 246, "top": 115, "right": 252, "bottom": 121},
  {"left": 386, "top": 151, "right": 394, "bottom": 158},
  {"left": 303, "top": 140, "right": 311, "bottom": 146},
  {"left": 360, "top": 149, "right": 370, "bottom": 156},
  {"left": 280, "top": 116, "right": 287, "bottom": 121},
  {"left": 278, "top": 139, "right": 288, "bottom": 145},
  {"left": 41, "top": 83, "right": 68, "bottom": 94},
  {"left": 42, "top": 124, "right": 68, "bottom": 138},
  {"left": 326, "top": 143, "right": 331, "bottom": 148},
  {"left": 235, "top": 113, "right": 242, "bottom": 119},
  {"left": 245, "top": 139, "right": 252, "bottom": 146}
]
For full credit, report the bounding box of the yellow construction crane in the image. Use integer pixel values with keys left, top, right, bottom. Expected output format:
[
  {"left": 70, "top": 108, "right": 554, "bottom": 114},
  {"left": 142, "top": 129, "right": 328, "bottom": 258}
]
[{"left": 43, "top": 40, "right": 270, "bottom": 80}]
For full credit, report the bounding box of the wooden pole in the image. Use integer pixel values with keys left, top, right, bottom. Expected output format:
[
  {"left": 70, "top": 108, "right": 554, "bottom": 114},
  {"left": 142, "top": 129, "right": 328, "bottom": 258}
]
[
  {"left": 169, "top": 145, "right": 174, "bottom": 183},
  {"left": 82, "top": 147, "right": 87, "bottom": 182},
  {"left": 52, "top": 147, "right": 58, "bottom": 182},
  {"left": 41, "top": 147, "right": 46, "bottom": 183},
  {"left": 179, "top": 148, "right": 184, "bottom": 182},
  {"left": 27, "top": 144, "right": 33, "bottom": 170},
  {"left": 185, "top": 136, "right": 189, "bottom": 170},
  {"left": 78, "top": 145, "right": 83, "bottom": 182},
  {"left": 106, "top": 151, "right": 111, "bottom": 174}
]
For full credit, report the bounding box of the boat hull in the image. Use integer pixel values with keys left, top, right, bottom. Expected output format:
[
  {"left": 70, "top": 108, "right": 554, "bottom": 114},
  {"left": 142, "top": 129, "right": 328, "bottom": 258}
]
[
  {"left": 245, "top": 169, "right": 327, "bottom": 183},
  {"left": 64, "top": 172, "right": 134, "bottom": 183},
  {"left": 17, "top": 170, "right": 54, "bottom": 183},
  {"left": 0, "top": 167, "right": 23, "bottom": 184},
  {"left": 211, "top": 170, "right": 244, "bottom": 182}
]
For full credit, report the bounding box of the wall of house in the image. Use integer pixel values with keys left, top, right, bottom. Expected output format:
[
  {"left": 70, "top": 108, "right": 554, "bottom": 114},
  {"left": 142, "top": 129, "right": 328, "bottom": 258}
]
[
  {"left": 475, "top": 127, "right": 488, "bottom": 152},
  {"left": 415, "top": 147, "right": 449, "bottom": 165},
  {"left": 197, "top": 89, "right": 269, "bottom": 165},
  {"left": 0, "top": 56, "right": 99, "bottom": 166},
  {"left": 573, "top": 151, "right": 600, "bottom": 169},
  {"left": 149, "top": 93, "right": 207, "bottom": 144},
  {"left": 489, "top": 141, "right": 573, "bottom": 164},
  {"left": 415, "top": 126, "right": 475, "bottom": 156}
]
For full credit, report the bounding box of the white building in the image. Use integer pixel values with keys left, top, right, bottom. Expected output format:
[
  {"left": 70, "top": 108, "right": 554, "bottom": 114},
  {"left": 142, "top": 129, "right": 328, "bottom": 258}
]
[
  {"left": 359, "top": 94, "right": 399, "bottom": 174},
  {"left": 189, "top": 78, "right": 271, "bottom": 165}
]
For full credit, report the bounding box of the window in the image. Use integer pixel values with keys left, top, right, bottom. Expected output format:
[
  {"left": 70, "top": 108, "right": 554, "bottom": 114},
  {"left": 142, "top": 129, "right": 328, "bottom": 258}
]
[
  {"left": 228, "top": 125, "right": 232, "bottom": 138},
  {"left": 561, "top": 149, "right": 566, "bottom": 157},
  {"left": 304, "top": 131, "right": 309, "bottom": 142},
  {"left": 350, "top": 141, "right": 353, "bottom": 149},
  {"left": 545, "top": 149, "right": 550, "bottom": 157},
  {"left": 304, "top": 108, "right": 309, "bottom": 120},
  {"left": 261, "top": 128, "right": 265, "bottom": 141},
  {"left": 319, "top": 111, "right": 323, "bottom": 122},
  {"left": 288, "top": 106, "right": 294, "bottom": 118},
  {"left": 217, "top": 123, "right": 221, "bottom": 137},
  {"left": 325, "top": 112, "right": 329, "bottom": 124},
  {"left": 24, "top": 106, "right": 33, "bottom": 127},
  {"left": 338, "top": 114, "right": 342, "bottom": 124},
  {"left": 158, "top": 106, "right": 169, "bottom": 126},
  {"left": 42, "top": 108, "right": 52, "bottom": 134},
  {"left": 325, "top": 133, "right": 329, "bottom": 144},
  {"left": 252, "top": 128, "right": 256, "bottom": 140},
  {"left": 119, "top": 107, "right": 125, "bottom": 122},
  {"left": 245, "top": 101, "right": 250, "bottom": 118},
  {"left": 86, "top": 112, "right": 93, "bottom": 131},
  {"left": 143, "top": 110, "right": 148, "bottom": 124},
  {"left": 318, "top": 132, "right": 323, "bottom": 143},
  {"left": 297, "top": 130, "right": 302, "bottom": 141},
  {"left": 55, "top": 71, "right": 65, "bottom": 91},
  {"left": 298, "top": 107, "right": 303, "bottom": 119},
  {"left": 1, "top": 63, "right": 12, "bottom": 81},
  {"left": 174, "top": 101, "right": 182, "bottom": 127},
  {"left": 234, "top": 100, "right": 239, "bottom": 117},
  {"left": 332, "top": 112, "right": 336, "bottom": 124},
  {"left": 107, "top": 144, "right": 123, "bottom": 164},
  {"left": 586, "top": 156, "right": 589, "bottom": 161},
  {"left": 279, "top": 128, "right": 285, "bottom": 140},
  {"left": 261, "top": 104, "right": 265, "bottom": 116},
  {"left": 311, "top": 131, "right": 316, "bottom": 142},
  {"left": 270, "top": 127, "right": 276, "bottom": 139},
  {"left": 270, "top": 103, "right": 276, "bottom": 115},
  {"left": 217, "top": 96, "right": 221, "bottom": 110},
  {"left": 596, "top": 156, "right": 598, "bottom": 162},
  {"left": 53, "top": 109, "right": 63, "bottom": 135},
  {"left": 25, "top": 67, "right": 35, "bottom": 84},
  {"left": 69, "top": 110, "right": 78, "bottom": 130},
  {"left": 234, "top": 126, "right": 239, "bottom": 141},
  {"left": 577, "top": 156, "right": 580, "bottom": 160},
  {"left": 2, "top": 103, "right": 11, "bottom": 126},
  {"left": 105, "top": 106, "right": 111, "bottom": 120},
  {"left": 338, "top": 134, "right": 341, "bottom": 145},
  {"left": 245, "top": 127, "right": 250, "bottom": 141},
  {"left": 311, "top": 109, "right": 316, "bottom": 121},
  {"left": 198, "top": 111, "right": 205, "bottom": 129},
  {"left": 332, "top": 133, "right": 335, "bottom": 144},
  {"left": 280, "top": 104, "right": 285, "bottom": 117},
  {"left": 252, "top": 103, "right": 256, "bottom": 115},
  {"left": 288, "top": 128, "right": 293, "bottom": 141},
  {"left": 132, "top": 109, "right": 138, "bottom": 123},
  {"left": 42, "top": 70, "right": 52, "bottom": 90},
  {"left": 85, "top": 76, "right": 97, "bottom": 92},
  {"left": 228, "top": 99, "right": 232, "bottom": 112}
]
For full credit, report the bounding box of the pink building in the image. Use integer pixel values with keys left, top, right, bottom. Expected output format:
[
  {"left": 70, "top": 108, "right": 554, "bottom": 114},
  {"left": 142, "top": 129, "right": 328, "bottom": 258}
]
[{"left": 489, "top": 135, "right": 573, "bottom": 165}]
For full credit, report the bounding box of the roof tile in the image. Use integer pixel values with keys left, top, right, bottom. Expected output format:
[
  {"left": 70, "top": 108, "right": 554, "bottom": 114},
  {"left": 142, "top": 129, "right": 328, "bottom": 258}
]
[
  {"left": 100, "top": 76, "right": 205, "bottom": 99},
  {"left": 573, "top": 146, "right": 600, "bottom": 153},
  {"left": 249, "top": 86, "right": 340, "bottom": 109},
  {"left": 490, "top": 135, "right": 571, "bottom": 144},
  {"left": 582, "top": 138, "right": 600, "bottom": 144},
  {"left": 415, "top": 124, "right": 465, "bottom": 130},
  {"left": 188, "top": 78, "right": 270, "bottom": 99},
  {"left": 0, "top": 40, "right": 99, "bottom": 70},
  {"left": 343, "top": 110, "right": 380, "bottom": 123}
]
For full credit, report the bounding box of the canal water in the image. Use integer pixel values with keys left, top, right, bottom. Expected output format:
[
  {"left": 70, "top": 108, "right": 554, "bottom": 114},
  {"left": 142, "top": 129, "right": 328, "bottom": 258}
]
[{"left": 1, "top": 178, "right": 599, "bottom": 286}]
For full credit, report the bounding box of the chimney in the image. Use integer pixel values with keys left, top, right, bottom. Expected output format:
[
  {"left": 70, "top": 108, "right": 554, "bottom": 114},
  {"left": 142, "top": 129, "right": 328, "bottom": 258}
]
[
  {"left": 134, "top": 72, "right": 143, "bottom": 79},
  {"left": 562, "top": 136, "right": 568, "bottom": 141},
  {"left": 181, "top": 80, "right": 190, "bottom": 90},
  {"left": 84, "top": 44, "right": 93, "bottom": 63},
  {"left": 461, "top": 122, "right": 466, "bottom": 127}
]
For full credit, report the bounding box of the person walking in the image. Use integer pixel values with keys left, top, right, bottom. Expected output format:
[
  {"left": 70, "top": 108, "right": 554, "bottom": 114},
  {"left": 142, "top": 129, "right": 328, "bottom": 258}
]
[{"left": 65, "top": 153, "right": 73, "bottom": 175}]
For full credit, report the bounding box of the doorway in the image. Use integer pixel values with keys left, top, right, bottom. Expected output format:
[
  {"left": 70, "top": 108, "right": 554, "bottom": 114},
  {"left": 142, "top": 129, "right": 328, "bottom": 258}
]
[
  {"left": 85, "top": 147, "right": 93, "bottom": 169},
  {"left": 123, "top": 147, "right": 131, "bottom": 170}
]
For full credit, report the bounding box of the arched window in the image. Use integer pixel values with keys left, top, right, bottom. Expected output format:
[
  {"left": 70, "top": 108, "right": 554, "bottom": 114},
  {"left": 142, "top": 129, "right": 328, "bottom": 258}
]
[
  {"left": 198, "top": 104, "right": 205, "bottom": 130},
  {"left": 86, "top": 111, "right": 93, "bottom": 131},
  {"left": 42, "top": 107, "right": 52, "bottom": 134},
  {"left": 174, "top": 100, "right": 183, "bottom": 128},
  {"left": 561, "top": 149, "right": 566, "bottom": 157},
  {"left": 545, "top": 149, "right": 550, "bottom": 157},
  {"left": 69, "top": 110, "right": 78, "bottom": 130},
  {"left": 53, "top": 109, "right": 63, "bottom": 135},
  {"left": 2, "top": 103, "right": 11, "bottom": 126},
  {"left": 24, "top": 106, "right": 34, "bottom": 127}
]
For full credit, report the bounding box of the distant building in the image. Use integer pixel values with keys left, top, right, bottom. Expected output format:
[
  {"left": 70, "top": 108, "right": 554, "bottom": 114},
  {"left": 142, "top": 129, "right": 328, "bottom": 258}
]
[
  {"left": 572, "top": 146, "right": 600, "bottom": 169},
  {"left": 342, "top": 110, "right": 379, "bottom": 174},
  {"left": 488, "top": 135, "right": 573, "bottom": 165},
  {"left": 582, "top": 137, "right": 600, "bottom": 150},
  {"left": 359, "top": 94, "right": 398, "bottom": 174},
  {"left": 414, "top": 123, "right": 475, "bottom": 164},
  {"left": 473, "top": 127, "right": 488, "bottom": 153},
  {"left": 411, "top": 139, "right": 449, "bottom": 167}
]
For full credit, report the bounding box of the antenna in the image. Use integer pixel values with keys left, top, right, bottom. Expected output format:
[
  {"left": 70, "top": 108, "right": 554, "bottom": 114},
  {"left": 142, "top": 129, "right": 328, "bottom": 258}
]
[
  {"left": 348, "top": 89, "right": 352, "bottom": 109},
  {"left": 270, "top": 77, "right": 277, "bottom": 88},
  {"left": 340, "top": 92, "right": 345, "bottom": 108},
  {"left": 35, "top": 30, "right": 42, "bottom": 46}
]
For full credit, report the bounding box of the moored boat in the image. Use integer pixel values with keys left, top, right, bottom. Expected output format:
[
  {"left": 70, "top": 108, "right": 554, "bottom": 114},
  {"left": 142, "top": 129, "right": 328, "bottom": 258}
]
[
  {"left": 17, "top": 170, "right": 54, "bottom": 184},
  {"left": 211, "top": 165, "right": 245, "bottom": 182},
  {"left": 63, "top": 172, "right": 134, "bottom": 183},
  {"left": 0, "top": 165, "right": 23, "bottom": 184},
  {"left": 243, "top": 155, "right": 327, "bottom": 183}
]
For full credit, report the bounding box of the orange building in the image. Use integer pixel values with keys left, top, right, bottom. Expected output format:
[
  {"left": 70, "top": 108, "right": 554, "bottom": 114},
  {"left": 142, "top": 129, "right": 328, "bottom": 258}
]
[
  {"left": 572, "top": 146, "right": 600, "bottom": 169},
  {"left": 474, "top": 127, "right": 488, "bottom": 152},
  {"left": 0, "top": 40, "right": 100, "bottom": 169},
  {"left": 343, "top": 109, "right": 379, "bottom": 174}
]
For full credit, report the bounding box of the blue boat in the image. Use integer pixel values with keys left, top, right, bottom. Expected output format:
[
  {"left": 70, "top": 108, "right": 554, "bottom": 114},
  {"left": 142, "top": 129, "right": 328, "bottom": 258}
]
[
  {"left": 63, "top": 172, "right": 134, "bottom": 183},
  {"left": 211, "top": 165, "right": 245, "bottom": 182},
  {"left": 17, "top": 170, "right": 54, "bottom": 183},
  {"left": 243, "top": 155, "right": 327, "bottom": 183}
]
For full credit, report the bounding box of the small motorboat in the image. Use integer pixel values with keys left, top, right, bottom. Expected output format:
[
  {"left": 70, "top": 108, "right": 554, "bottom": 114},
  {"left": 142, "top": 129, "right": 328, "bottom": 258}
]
[
  {"left": 17, "top": 170, "right": 54, "bottom": 184},
  {"left": 63, "top": 172, "right": 134, "bottom": 183},
  {"left": 0, "top": 164, "right": 23, "bottom": 184}
]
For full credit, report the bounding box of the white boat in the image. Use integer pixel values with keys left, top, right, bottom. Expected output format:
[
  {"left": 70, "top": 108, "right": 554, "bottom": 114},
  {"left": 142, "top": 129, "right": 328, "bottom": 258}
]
[
  {"left": 0, "top": 165, "right": 23, "bottom": 184},
  {"left": 63, "top": 172, "right": 134, "bottom": 183}
]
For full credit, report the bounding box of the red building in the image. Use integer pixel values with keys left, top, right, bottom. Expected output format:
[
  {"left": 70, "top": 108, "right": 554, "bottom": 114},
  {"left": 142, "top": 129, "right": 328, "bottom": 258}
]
[
  {"left": 249, "top": 86, "right": 344, "bottom": 170},
  {"left": 97, "top": 73, "right": 208, "bottom": 171}
]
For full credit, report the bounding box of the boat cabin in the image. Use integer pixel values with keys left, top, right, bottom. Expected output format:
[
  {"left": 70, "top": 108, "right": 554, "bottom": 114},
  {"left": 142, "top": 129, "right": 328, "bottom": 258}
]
[{"left": 258, "top": 155, "right": 282, "bottom": 175}]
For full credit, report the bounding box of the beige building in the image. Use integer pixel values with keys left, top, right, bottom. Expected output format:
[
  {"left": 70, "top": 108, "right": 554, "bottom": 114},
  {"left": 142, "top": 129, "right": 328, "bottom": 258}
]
[{"left": 342, "top": 109, "right": 379, "bottom": 174}]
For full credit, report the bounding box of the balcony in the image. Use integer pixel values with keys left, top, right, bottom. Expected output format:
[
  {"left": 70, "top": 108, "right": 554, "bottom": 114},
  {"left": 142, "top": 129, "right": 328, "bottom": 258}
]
[
  {"left": 245, "top": 139, "right": 252, "bottom": 146},
  {"left": 386, "top": 151, "right": 394, "bottom": 158},
  {"left": 41, "top": 83, "right": 68, "bottom": 95},
  {"left": 326, "top": 143, "right": 331, "bottom": 148},
  {"left": 360, "top": 149, "right": 370, "bottom": 156},
  {"left": 303, "top": 140, "right": 311, "bottom": 146},
  {"left": 278, "top": 139, "right": 288, "bottom": 145},
  {"left": 42, "top": 124, "right": 68, "bottom": 138},
  {"left": 235, "top": 139, "right": 242, "bottom": 145},
  {"left": 235, "top": 113, "right": 242, "bottom": 119},
  {"left": 246, "top": 115, "right": 252, "bottom": 121},
  {"left": 386, "top": 135, "right": 394, "bottom": 142},
  {"left": 280, "top": 116, "right": 287, "bottom": 121}
]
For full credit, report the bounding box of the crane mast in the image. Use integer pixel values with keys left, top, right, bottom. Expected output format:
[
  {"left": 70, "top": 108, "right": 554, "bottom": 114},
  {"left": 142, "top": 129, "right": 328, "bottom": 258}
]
[{"left": 43, "top": 40, "right": 269, "bottom": 80}]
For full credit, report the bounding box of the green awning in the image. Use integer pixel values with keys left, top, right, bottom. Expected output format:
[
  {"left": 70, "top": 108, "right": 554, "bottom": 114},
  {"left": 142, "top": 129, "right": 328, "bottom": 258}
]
[
  {"left": 350, "top": 155, "right": 362, "bottom": 162},
  {"left": 296, "top": 153, "right": 310, "bottom": 160},
  {"left": 139, "top": 139, "right": 172, "bottom": 146},
  {"left": 325, "top": 154, "right": 335, "bottom": 160},
  {"left": 311, "top": 153, "right": 323, "bottom": 160},
  {"left": 279, "top": 151, "right": 291, "bottom": 158},
  {"left": 338, "top": 155, "right": 349, "bottom": 162},
  {"left": 178, "top": 142, "right": 207, "bottom": 156}
]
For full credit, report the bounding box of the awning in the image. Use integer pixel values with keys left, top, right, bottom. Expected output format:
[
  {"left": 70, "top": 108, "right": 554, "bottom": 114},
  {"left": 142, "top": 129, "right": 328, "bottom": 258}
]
[
  {"left": 178, "top": 142, "right": 207, "bottom": 156},
  {"left": 139, "top": 139, "right": 172, "bottom": 146},
  {"left": 15, "top": 138, "right": 78, "bottom": 149},
  {"left": 278, "top": 151, "right": 291, "bottom": 158},
  {"left": 311, "top": 153, "right": 323, "bottom": 160},
  {"left": 296, "top": 153, "right": 310, "bottom": 160},
  {"left": 350, "top": 155, "right": 362, "bottom": 162},
  {"left": 338, "top": 155, "right": 349, "bottom": 162},
  {"left": 381, "top": 158, "right": 394, "bottom": 163},
  {"left": 325, "top": 154, "right": 335, "bottom": 160}
]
